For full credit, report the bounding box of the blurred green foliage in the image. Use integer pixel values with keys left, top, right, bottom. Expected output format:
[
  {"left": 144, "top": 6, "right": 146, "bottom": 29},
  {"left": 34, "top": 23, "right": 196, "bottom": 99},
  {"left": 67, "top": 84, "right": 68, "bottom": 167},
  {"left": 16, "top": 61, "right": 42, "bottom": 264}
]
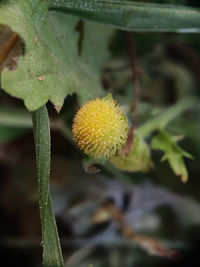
[{"left": 0, "top": 0, "right": 200, "bottom": 266}]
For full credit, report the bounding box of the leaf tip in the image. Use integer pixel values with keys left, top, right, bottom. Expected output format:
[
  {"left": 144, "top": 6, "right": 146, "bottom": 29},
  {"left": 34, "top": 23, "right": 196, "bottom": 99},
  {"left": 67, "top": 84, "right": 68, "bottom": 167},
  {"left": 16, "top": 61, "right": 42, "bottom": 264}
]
[
  {"left": 54, "top": 103, "right": 62, "bottom": 113},
  {"left": 180, "top": 175, "right": 188, "bottom": 184}
]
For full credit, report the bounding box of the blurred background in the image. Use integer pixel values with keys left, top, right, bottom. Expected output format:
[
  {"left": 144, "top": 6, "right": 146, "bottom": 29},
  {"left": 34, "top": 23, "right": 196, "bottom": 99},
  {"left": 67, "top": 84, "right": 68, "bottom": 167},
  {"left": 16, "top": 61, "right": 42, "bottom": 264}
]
[{"left": 1, "top": 0, "right": 200, "bottom": 266}]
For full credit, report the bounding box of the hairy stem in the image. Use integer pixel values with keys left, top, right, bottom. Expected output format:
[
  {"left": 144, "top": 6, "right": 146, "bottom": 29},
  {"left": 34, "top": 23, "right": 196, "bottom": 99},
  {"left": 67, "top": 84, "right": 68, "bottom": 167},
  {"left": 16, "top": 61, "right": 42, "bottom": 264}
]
[{"left": 32, "top": 106, "right": 64, "bottom": 267}]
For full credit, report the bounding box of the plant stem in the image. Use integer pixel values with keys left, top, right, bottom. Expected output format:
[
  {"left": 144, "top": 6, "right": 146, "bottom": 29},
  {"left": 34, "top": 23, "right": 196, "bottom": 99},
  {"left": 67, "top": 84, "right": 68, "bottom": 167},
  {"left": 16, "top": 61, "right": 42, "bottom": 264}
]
[
  {"left": 136, "top": 97, "right": 198, "bottom": 138},
  {"left": 32, "top": 105, "right": 64, "bottom": 267}
]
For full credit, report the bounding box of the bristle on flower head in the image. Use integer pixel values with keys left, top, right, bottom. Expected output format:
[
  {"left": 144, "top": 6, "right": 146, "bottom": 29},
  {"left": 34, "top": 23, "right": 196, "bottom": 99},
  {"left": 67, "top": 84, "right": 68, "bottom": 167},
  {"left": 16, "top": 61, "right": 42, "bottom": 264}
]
[{"left": 72, "top": 94, "right": 128, "bottom": 158}]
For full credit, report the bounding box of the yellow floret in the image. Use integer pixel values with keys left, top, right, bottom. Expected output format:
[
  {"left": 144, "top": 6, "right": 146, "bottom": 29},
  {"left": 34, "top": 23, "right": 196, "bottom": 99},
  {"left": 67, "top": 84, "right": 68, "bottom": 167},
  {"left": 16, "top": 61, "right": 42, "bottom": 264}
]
[{"left": 72, "top": 94, "right": 128, "bottom": 158}]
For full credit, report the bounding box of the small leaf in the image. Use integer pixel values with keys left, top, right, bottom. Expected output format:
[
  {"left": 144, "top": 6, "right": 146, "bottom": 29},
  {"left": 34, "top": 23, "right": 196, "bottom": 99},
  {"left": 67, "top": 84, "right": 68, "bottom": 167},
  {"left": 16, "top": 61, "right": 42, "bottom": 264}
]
[
  {"left": 151, "top": 130, "right": 193, "bottom": 183},
  {"left": 109, "top": 134, "right": 153, "bottom": 172}
]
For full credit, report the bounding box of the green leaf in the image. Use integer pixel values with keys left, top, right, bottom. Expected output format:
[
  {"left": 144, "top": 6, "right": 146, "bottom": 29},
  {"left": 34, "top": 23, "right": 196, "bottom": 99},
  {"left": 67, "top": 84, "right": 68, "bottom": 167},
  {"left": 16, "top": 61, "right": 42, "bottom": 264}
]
[
  {"left": 50, "top": 0, "right": 200, "bottom": 32},
  {"left": 151, "top": 130, "right": 193, "bottom": 183},
  {"left": 0, "top": 0, "right": 111, "bottom": 111},
  {"left": 109, "top": 134, "right": 153, "bottom": 172},
  {"left": 32, "top": 106, "right": 64, "bottom": 266}
]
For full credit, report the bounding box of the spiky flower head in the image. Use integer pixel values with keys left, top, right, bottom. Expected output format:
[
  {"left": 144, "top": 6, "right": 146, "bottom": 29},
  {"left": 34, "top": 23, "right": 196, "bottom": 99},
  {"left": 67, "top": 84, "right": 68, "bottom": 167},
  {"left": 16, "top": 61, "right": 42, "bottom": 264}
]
[{"left": 72, "top": 94, "right": 128, "bottom": 158}]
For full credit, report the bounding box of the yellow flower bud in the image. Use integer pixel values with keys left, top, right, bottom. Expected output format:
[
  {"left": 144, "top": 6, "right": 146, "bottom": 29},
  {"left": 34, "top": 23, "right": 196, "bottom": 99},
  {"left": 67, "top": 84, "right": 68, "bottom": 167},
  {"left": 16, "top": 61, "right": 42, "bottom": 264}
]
[{"left": 72, "top": 94, "right": 128, "bottom": 158}]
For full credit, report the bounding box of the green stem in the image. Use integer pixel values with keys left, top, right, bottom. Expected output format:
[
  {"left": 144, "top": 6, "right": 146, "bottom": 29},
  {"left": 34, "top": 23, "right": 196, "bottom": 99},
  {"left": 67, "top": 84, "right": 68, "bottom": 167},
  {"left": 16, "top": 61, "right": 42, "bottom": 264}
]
[
  {"left": 32, "top": 106, "right": 64, "bottom": 267},
  {"left": 136, "top": 97, "right": 198, "bottom": 138}
]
